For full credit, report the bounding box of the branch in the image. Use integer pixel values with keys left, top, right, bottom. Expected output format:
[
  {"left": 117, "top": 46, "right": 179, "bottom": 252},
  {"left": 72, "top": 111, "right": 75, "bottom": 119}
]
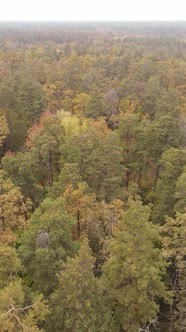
[
  {"left": 0, "top": 302, "right": 36, "bottom": 331},
  {"left": 139, "top": 319, "right": 159, "bottom": 332},
  {"left": 12, "top": 312, "right": 27, "bottom": 331},
  {"left": 1, "top": 303, "right": 34, "bottom": 317}
]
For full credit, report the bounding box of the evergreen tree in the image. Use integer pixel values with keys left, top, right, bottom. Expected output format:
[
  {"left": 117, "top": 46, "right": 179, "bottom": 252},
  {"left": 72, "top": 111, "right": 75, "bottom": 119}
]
[
  {"left": 47, "top": 239, "right": 118, "bottom": 332},
  {"left": 19, "top": 197, "right": 77, "bottom": 296},
  {"left": 85, "top": 85, "right": 104, "bottom": 118},
  {"left": 103, "top": 197, "right": 169, "bottom": 332},
  {"left": 162, "top": 212, "right": 186, "bottom": 331},
  {"left": 0, "top": 245, "right": 48, "bottom": 331},
  {"left": 152, "top": 148, "right": 186, "bottom": 224},
  {"left": 174, "top": 168, "right": 186, "bottom": 213}
]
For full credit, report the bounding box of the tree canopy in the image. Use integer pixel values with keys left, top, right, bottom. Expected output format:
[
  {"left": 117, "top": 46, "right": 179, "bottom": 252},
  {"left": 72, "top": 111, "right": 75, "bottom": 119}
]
[{"left": 0, "top": 21, "right": 186, "bottom": 331}]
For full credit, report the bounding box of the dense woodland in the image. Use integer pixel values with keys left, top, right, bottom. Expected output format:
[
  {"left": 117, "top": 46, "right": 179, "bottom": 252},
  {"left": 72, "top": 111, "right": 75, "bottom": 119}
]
[{"left": 1, "top": 21, "right": 186, "bottom": 331}]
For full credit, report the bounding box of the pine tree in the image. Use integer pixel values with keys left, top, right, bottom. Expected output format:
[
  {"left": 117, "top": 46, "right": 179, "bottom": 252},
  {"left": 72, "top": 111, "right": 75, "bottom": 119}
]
[
  {"left": 162, "top": 212, "right": 186, "bottom": 331},
  {"left": 103, "top": 197, "right": 169, "bottom": 332},
  {"left": 47, "top": 239, "right": 118, "bottom": 332},
  {"left": 19, "top": 197, "right": 77, "bottom": 296},
  {"left": 0, "top": 245, "right": 48, "bottom": 331},
  {"left": 152, "top": 148, "right": 186, "bottom": 224}
]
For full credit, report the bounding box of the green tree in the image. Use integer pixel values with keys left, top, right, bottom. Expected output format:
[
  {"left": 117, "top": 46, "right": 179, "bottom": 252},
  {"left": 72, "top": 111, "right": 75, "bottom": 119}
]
[
  {"left": 64, "top": 118, "right": 124, "bottom": 201},
  {"left": 85, "top": 86, "right": 104, "bottom": 118},
  {"left": 82, "top": 129, "right": 123, "bottom": 201},
  {"left": 26, "top": 112, "right": 65, "bottom": 187},
  {"left": 0, "top": 71, "right": 45, "bottom": 126},
  {"left": 0, "top": 245, "right": 48, "bottom": 332},
  {"left": 19, "top": 197, "right": 77, "bottom": 296},
  {"left": 162, "top": 213, "right": 186, "bottom": 331},
  {"left": 0, "top": 245, "right": 22, "bottom": 288},
  {"left": 152, "top": 148, "right": 186, "bottom": 224},
  {"left": 2, "top": 151, "right": 44, "bottom": 207},
  {"left": 174, "top": 168, "right": 186, "bottom": 213},
  {"left": 47, "top": 239, "right": 118, "bottom": 332},
  {"left": 48, "top": 162, "right": 83, "bottom": 200},
  {"left": 4, "top": 109, "right": 27, "bottom": 151},
  {"left": 0, "top": 283, "right": 48, "bottom": 332},
  {"left": 142, "top": 114, "right": 184, "bottom": 198},
  {"left": 102, "top": 197, "right": 169, "bottom": 332},
  {"left": 117, "top": 112, "right": 144, "bottom": 189},
  {"left": 143, "top": 75, "right": 162, "bottom": 118}
]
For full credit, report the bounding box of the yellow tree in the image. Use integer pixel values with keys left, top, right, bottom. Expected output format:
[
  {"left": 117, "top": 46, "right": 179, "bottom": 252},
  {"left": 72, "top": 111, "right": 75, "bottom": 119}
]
[
  {"left": 62, "top": 183, "right": 124, "bottom": 273},
  {"left": 0, "top": 114, "right": 9, "bottom": 148},
  {"left": 0, "top": 245, "right": 48, "bottom": 331},
  {"left": 62, "top": 183, "right": 101, "bottom": 242},
  {"left": 72, "top": 92, "right": 89, "bottom": 116},
  {"left": 0, "top": 170, "right": 31, "bottom": 244}
]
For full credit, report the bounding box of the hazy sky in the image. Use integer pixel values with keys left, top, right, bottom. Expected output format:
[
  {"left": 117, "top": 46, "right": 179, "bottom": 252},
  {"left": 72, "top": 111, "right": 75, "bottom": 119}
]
[{"left": 1, "top": 0, "right": 186, "bottom": 21}]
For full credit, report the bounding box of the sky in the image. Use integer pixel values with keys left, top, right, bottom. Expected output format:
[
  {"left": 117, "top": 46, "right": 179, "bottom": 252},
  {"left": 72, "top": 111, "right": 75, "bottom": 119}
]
[{"left": 0, "top": 0, "right": 186, "bottom": 21}]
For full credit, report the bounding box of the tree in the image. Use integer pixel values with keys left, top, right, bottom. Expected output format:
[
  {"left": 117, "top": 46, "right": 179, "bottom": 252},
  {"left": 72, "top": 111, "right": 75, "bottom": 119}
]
[
  {"left": 61, "top": 183, "right": 100, "bottom": 239},
  {"left": 0, "top": 114, "right": 9, "bottom": 150},
  {"left": 102, "top": 197, "right": 169, "bottom": 332},
  {"left": 152, "top": 148, "right": 186, "bottom": 224},
  {"left": 0, "top": 245, "right": 48, "bottom": 332},
  {"left": 0, "top": 70, "right": 45, "bottom": 123},
  {"left": 2, "top": 151, "right": 44, "bottom": 208},
  {"left": 0, "top": 170, "right": 31, "bottom": 244},
  {"left": 0, "top": 245, "right": 22, "bottom": 288},
  {"left": 162, "top": 213, "right": 186, "bottom": 331},
  {"left": 26, "top": 112, "right": 65, "bottom": 187},
  {"left": 64, "top": 118, "right": 124, "bottom": 201},
  {"left": 142, "top": 75, "right": 162, "bottom": 118},
  {"left": 72, "top": 92, "right": 89, "bottom": 116},
  {"left": 0, "top": 283, "right": 48, "bottom": 332},
  {"left": 117, "top": 112, "right": 144, "bottom": 189},
  {"left": 85, "top": 85, "right": 104, "bottom": 118},
  {"left": 47, "top": 239, "right": 118, "bottom": 332},
  {"left": 141, "top": 114, "right": 184, "bottom": 197},
  {"left": 174, "top": 168, "right": 186, "bottom": 213},
  {"left": 82, "top": 129, "right": 123, "bottom": 201},
  {"left": 43, "top": 80, "right": 66, "bottom": 112},
  {"left": 4, "top": 109, "right": 27, "bottom": 152},
  {"left": 48, "top": 162, "right": 83, "bottom": 200},
  {"left": 104, "top": 88, "right": 119, "bottom": 117},
  {"left": 19, "top": 197, "right": 77, "bottom": 296}
]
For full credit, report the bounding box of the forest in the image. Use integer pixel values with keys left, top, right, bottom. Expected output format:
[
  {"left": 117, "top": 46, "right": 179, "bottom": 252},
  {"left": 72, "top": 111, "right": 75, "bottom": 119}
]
[{"left": 0, "top": 21, "right": 186, "bottom": 331}]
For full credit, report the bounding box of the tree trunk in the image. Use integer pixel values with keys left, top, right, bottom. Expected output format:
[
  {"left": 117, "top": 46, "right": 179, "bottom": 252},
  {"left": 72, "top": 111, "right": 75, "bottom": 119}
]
[
  {"left": 1, "top": 202, "right": 5, "bottom": 231},
  {"left": 48, "top": 149, "right": 53, "bottom": 186},
  {"left": 154, "top": 164, "right": 160, "bottom": 190}
]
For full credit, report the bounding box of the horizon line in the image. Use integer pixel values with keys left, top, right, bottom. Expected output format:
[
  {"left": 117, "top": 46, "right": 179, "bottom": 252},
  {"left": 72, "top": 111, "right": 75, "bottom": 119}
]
[{"left": 0, "top": 19, "right": 186, "bottom": 23}]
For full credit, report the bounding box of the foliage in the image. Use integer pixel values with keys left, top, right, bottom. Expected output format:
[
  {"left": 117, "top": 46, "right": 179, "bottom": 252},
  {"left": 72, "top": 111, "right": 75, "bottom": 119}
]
[
  {"left": 152, "top": 148, "right": 186, "bottom": 223},
  {"left": 0, "top": 170, "right": 32, "bottom": 244},
  {"left": 162, "top": 213, "right": 186, "bottom": 331},
  {"left": 47, "top": 239, "right": 118, "bottom": 332},
  {"left": 19, "top": 197, "right": 77, "bottom": 296},
  {"left": 102, "top": 197, "right": 170, "bottom": 332},
  {"left": 0, "top": 22, "right": 186, "bottom": 331},
  {"left": 0, "top": 114, "right": 9, "bottom": 148}
]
